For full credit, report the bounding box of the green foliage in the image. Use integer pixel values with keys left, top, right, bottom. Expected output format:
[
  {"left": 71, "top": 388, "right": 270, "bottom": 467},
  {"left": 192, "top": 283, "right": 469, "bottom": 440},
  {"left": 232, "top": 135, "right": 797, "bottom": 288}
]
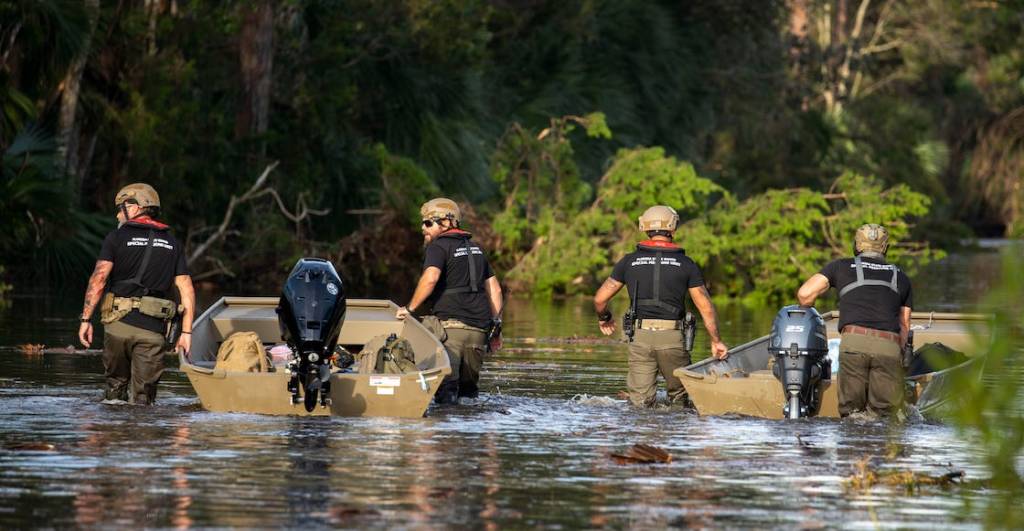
[
  {"left": 949, "top": 249, "right": 1024, "bottom": 527},
  {"left": 505, "top": 146, "right": 724, "bottom": 294},
  {"left": 1, "top": 124, "right": 111, "bottom": 282},
  {"left": 371, "top": 143, "right": 440, "bottom": 225},
  {"left": 0, "top": 265, "right": 10, "bottom": 306},
  {"left": 490, "top": 113, "right": 607, "bottom": 265},
  {"left": 678, "top": 172, "right": 942, "bottom": 305}
]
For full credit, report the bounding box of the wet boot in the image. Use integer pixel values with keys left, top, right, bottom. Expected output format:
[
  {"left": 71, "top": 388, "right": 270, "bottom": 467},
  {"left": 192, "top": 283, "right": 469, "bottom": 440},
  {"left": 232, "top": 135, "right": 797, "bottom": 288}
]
[
  {"left": 103, "top": 383, "right": 129, "bottom": 402},
  {"left": 434, "top": 380, "right": 460, "bottom": 405}
]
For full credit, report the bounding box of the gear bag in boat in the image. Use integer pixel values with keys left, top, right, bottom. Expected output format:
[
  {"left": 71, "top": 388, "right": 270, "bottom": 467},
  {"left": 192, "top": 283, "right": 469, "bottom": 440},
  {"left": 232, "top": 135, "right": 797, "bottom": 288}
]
[
  {"left": 357, "top": 333, "right": 418, "bottom": 374},
  {"left": 215, "top": 331, "right": 274, "bottom": 373}
]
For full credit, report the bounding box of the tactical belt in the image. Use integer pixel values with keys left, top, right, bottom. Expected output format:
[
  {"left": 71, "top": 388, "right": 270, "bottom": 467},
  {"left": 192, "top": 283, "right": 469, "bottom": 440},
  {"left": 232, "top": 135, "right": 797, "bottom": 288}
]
[
  {"left": 440, "top": 319, "right": 487, "bottom": 333},
  {"left": 842, "top": 325, "right": 900, "bottom": 344},
  {"left": 838, "top": 256, "right": 899, "bottom": 297},
  {"left": 637, "top": 318, "right": 683, "bottom": 331},
  {"left": 110, "top": 295, "right": 179, "bottom": 320},
  {"left": 636, "top": 250, "right": 685, "bottom": 318}
]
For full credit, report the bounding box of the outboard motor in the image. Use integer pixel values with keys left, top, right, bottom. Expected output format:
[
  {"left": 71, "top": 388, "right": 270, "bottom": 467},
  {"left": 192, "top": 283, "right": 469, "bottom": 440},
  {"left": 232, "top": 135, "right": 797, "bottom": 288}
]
[
  {"left": 277, "top": 258, "right": 347, "bottom": 412},
  {"left": 769, "top": 305, "right": 830, "bottom": 419}
]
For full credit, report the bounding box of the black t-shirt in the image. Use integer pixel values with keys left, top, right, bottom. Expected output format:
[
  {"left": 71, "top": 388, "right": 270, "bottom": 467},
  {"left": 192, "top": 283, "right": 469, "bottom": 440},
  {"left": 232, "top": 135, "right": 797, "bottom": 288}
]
[
  {"left": 423, "top": 231, "right": 495, "bottom": 329},
  {"left": 98, "top": 221, "right": 189, "bottom": 334},
  {"left": 820, "top": 256, "right": 913, "bottom": 333},
  {"left": 610, "top": 243, "right": 704, "bottom": 320}
]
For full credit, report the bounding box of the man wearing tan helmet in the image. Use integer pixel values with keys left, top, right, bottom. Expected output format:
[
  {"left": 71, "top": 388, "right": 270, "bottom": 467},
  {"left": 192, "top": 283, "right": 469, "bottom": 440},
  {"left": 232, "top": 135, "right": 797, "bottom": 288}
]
[
  {"left": 77, "top": 183, "right": 195, "bottom": 405},
  {"left": 797, "top": 223, "right": 913, "bottom": 417},
  {"left": 593, "top": 205, "right": 728, "bottom": 408},
  {"left": 396, "top": 197, "right": 503, "bottom": 404}
]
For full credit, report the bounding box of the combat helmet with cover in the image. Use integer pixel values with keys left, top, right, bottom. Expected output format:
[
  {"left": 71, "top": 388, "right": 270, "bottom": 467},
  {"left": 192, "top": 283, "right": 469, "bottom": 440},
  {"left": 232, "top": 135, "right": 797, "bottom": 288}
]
[
  {"left": 638, "top": 205, "right": 679, "bottom": 232},
  {"left": 114, "top": 183, "right": 160, "bottom": 208},
  {"left": 420, "top": 197, "right": 461, "bottom": 223},
  {"left": 854, "top": 223, "right": 889, "bottom": 255}
]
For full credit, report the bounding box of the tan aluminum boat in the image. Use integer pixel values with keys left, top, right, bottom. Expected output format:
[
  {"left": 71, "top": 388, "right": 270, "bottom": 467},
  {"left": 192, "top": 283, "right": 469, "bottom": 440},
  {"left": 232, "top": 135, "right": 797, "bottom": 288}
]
[
  {"left": 674, "top": 311, "right": 989, "bottom": 420},
  {"left": 179, "top": 296, "right": 451, "bottom": 417}
]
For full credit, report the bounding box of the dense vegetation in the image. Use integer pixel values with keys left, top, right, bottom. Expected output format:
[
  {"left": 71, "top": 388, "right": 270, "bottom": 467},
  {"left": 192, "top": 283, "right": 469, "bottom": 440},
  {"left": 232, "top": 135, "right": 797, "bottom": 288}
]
[{"left": 3, "top": 1, "right": 1024, "bottom": 302}]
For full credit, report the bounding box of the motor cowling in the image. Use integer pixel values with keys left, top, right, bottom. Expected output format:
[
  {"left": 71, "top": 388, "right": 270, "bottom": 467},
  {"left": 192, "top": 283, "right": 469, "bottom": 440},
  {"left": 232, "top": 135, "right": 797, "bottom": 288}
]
[
  {"left": 276, "top": 258, "right": 346, "bottom": 411},
  {"left": 769, "top": 305, "right": 830, "bottom": 418}
]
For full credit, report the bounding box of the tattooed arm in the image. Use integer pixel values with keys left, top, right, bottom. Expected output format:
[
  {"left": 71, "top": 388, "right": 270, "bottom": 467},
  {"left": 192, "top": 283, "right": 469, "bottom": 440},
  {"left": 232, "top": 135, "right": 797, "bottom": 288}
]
[{"left": 78, "top": 260, "right": 113, "bottom": 348}]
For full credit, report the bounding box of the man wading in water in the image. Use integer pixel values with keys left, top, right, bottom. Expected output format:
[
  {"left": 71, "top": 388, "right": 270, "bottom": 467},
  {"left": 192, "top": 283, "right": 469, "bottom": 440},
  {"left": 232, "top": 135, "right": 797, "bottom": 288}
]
[
  {"left": 396, "top": 198, "right": 503, "bottom": 404},
  {"left": 78, "top": 183, "right": 195, "bottom": 405},
  {"left": 593, "top": 205, "right": 728, "bottom": 407},
  {"left": 797, "top": 223, "right": 913, "bottom": 418}
]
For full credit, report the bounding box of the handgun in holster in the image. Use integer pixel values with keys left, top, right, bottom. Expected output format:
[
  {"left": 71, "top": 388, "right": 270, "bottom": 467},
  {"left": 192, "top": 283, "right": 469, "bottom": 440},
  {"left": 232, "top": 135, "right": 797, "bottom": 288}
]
[
  {"left": 623, "top": 280, "right": 639, "bottom": 342},
  {"left": 485, "top": 318, "right": 503, "bottom": 353},
  {"left": 683, "top": 311, "right": 697, "bottom": 352},
  {"left": 901, "top": 330, "right": 915, "bottom": 368}
]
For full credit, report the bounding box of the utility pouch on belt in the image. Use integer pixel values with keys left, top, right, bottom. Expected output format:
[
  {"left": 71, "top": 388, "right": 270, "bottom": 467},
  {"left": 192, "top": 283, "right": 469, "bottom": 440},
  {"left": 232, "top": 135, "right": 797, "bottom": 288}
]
[
  {"left": 100, "top": 293, "right": 130, "bottom": 324},
  {"left": 138, "top": 296, "right": 177, "bottom": 320}
]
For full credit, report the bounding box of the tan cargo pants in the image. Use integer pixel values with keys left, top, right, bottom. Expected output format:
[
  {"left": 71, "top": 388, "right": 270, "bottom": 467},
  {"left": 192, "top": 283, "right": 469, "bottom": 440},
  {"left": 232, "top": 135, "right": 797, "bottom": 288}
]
[
  {"left": 627, "top": 329, "right": 690, "bottom": 408},
  {"left": 838, "top": 332, "right": 904, "bottom": 417},
  {"left": 102, "top": 320, "right": 167, "bottom": 405},
  {"left": 440, "top": 326, "right": 487, "bottom": 402}
]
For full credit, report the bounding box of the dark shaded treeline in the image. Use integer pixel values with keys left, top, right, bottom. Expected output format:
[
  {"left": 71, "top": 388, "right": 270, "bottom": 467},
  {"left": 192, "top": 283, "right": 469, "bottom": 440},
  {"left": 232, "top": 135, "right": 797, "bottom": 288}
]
[{"left": 2, "top": 1, "right": 1024, "bottom": 300}]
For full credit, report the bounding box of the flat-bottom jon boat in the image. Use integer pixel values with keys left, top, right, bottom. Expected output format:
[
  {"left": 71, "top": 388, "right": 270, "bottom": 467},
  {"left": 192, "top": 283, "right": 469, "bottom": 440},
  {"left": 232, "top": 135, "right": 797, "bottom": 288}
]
[
  {"left": 673, "top": 312, "right": 989, "bottom": 420},
  {"left": 179, "top": 296, "right": 451, "bottom": 417}
]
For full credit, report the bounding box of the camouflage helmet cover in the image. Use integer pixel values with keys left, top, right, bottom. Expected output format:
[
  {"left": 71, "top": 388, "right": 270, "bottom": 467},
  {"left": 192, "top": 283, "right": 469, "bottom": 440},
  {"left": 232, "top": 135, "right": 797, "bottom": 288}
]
[
  {"left": 114, "top": 183, "right": 160, "bottom": 208},
  {"left": 638, "top": 205, "right": 679, "bottom": 232},
  {"left": 855, "top": 223, "right": 889, "bottom": 254},
  {"left": 420, "top": 197, "right": 461, "bottom": 222}
]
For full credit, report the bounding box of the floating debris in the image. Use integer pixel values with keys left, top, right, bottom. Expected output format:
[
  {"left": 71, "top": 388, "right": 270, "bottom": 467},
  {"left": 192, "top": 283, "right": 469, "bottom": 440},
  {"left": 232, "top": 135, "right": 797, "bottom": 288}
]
[
  {"left": 845, "top": 456, "right": 964, "bottom": 492},
  {"left": 16, "top": 344, "right": 44, "bottom": 355},
  {"left": 610, "top": 444, "right": 673, "bottom": 465},
  {"left": 5, "top": 442, "right": 56, "bottom": 451}
]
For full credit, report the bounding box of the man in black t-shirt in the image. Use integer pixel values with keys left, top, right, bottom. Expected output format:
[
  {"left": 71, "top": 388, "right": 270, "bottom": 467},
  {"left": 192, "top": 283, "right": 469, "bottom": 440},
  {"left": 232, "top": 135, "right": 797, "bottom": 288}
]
[
  {"left": 396, "top": 198, "right": 503, "bottom": 404},
  {"left": 797, "top": 223, "right": 913, "bottom": 417},
  {"left": 593, "top": 205, "right": 728, "bottom": 408},
  {"left": 77, "top": 184, "right": 195, "bottom": 405}
]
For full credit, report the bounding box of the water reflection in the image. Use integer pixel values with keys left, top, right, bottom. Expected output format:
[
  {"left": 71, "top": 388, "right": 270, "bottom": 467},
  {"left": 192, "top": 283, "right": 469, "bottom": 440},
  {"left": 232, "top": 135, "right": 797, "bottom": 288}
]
[{"left": 0, "top": 248, "right": 1015, "bottom": 527}]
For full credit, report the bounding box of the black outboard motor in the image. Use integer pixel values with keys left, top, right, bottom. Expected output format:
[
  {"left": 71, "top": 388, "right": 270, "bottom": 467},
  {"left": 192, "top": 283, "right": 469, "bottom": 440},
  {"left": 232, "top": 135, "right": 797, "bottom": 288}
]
[
  {"left": 277, "top": 258, "right": 347, "bottom": 412},
  {"left": 769, "top": 305, "right": 830, "bottom": 419}
]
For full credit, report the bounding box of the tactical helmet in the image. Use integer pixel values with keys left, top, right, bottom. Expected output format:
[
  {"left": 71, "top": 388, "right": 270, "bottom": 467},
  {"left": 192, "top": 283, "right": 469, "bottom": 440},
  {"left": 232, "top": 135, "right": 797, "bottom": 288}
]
[
  {"left": 855, "top": 223, "right": 889, "bottom": 254},
  {"left": 638, "top": 205, "right": 679, "bottom": 232},
  {"left": 420, "top": 197, "right": 461, "bottom": 222},
  {"left": 114, "top": 183, "right": 160, "bottom": 208}
]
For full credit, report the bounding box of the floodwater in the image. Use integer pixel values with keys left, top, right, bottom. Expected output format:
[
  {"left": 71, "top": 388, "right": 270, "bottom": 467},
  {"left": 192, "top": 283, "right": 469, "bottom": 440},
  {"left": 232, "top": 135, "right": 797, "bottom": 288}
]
[{"left": 0, "top": 245, "right": 1019, "bottom": 528}]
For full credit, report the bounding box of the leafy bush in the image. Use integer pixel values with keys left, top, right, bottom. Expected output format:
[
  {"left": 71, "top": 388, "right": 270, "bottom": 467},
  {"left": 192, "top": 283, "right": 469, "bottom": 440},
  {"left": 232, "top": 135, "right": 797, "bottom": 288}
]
[
  {"left": 679, "top": 172, "right": 942, "bottom": 305},
  {"left": 504, "top": 145, "right": 724, "bottom": 294}
]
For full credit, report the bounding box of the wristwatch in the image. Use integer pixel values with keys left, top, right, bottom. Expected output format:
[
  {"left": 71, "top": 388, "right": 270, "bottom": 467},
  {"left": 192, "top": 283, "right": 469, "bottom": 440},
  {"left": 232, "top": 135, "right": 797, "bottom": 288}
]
[{"left": 596, "top": 310, "right": 612, "bottom": 323}]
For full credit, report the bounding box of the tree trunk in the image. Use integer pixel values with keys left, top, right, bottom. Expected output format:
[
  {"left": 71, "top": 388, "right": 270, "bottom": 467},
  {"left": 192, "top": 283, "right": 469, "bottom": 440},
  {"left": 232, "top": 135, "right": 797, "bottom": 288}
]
[
  {"left": 56, "top": 0, "right": 99, "bottom": 202},
  {"left": 236, "top": 1, "right": 274, "bottom": 143}
]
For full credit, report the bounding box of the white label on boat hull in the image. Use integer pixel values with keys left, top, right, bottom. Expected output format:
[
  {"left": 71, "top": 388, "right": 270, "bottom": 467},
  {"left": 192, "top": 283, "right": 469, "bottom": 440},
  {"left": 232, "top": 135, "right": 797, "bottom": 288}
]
[
  {"left": 376, "top": 387, "right": 395, "bottom": 395},
  {"left": 785, "top": 325, "right": 805, "bottom": 332},
  {"left": 369, "top": 376, "right": 401, "bottom": 388}
]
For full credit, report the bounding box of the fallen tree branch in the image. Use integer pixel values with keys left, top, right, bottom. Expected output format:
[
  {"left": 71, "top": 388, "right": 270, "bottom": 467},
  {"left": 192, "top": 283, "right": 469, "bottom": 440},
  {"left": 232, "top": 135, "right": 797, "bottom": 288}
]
[{"left": 188, "top": 161, "right": 280, "bottom": 266}]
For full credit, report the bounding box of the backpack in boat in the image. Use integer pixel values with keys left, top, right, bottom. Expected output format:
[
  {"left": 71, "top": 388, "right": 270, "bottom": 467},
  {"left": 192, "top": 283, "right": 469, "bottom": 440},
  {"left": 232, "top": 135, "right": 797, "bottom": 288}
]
[
  {"left": 215, "top": 331, "right": 274, "bottom": 373},
  {"left": 357, "top": 333, "right": 418, "bottom": 374}
]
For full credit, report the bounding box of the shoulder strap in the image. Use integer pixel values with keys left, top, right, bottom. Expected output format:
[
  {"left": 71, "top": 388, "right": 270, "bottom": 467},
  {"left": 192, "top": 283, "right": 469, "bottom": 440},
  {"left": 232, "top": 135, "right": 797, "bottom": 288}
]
[
  {"left": 838, "top": 256, "right": 900, "bottom": 298},
  {"left": 636, "top": 251, "right": 684, "bottom": 318},
  {"left": 112, "top": 229, "right": 156, "bottom": 296}
]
